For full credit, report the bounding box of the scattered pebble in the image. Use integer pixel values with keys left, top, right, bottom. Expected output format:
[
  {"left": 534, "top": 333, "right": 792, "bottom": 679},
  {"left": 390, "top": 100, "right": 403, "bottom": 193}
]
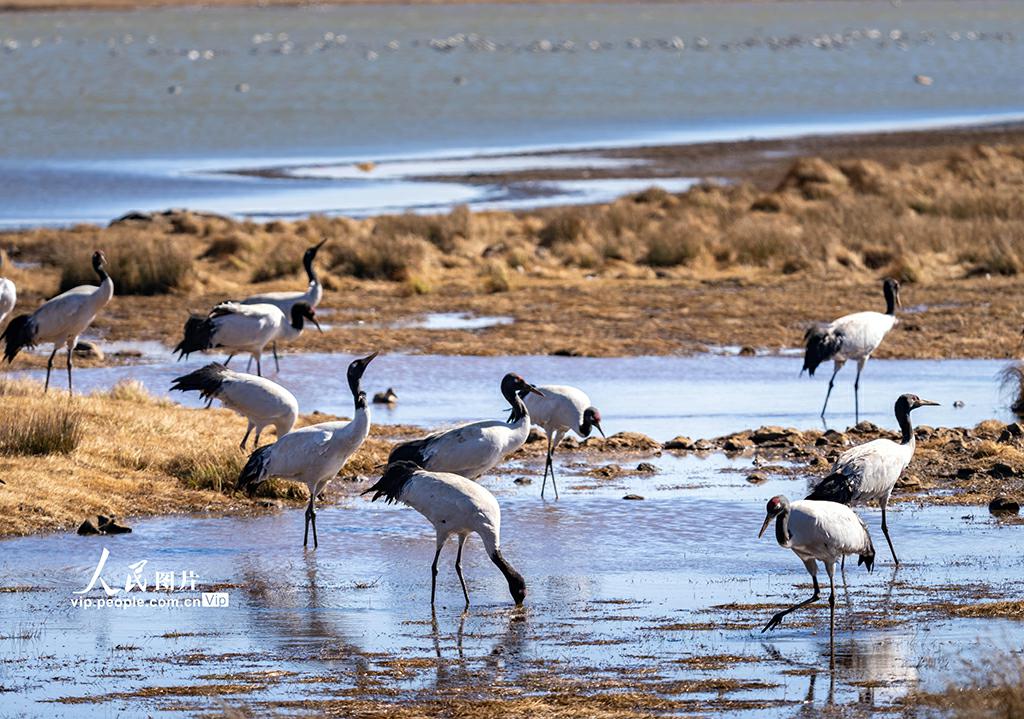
[
  {"left": 623, "top": 494, "right": 644, "bottom": 501},
  {"left": 989, "top": 496, "right": 1021, "bottom": 516},
  {"left": 636, "top": 462, "right": 658, "bottom": 473},
  {"left": 513, "top": 477, "right": 532, "bottom": 485}
]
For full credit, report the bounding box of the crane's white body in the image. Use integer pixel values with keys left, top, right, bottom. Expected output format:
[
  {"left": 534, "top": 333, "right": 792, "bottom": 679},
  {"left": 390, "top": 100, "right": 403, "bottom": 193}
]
[
  {"left": 258, "top": 408, "right": 370, "bottom": 500},
  {"left": 823, "top": 311, "right": 897, "bottom": 364},
  {"left": 828, "top": 436, "right": 915, "bottom": 505},
  {"left": 208, "top": 302, "right": 302, "bottom": 365},
  {"left": 399, "top": 470, "right": 503, "bottom": 557},
  {"left": 404, "top": 415, "right": 531, "bottom": 480},
  {"left": 29, "top": 278, "right": 114, "bottom": 351},
  {"left": 0, "top": 276, "right": 15, "bottom": 326},
  {"left": 523, "top": 384, "right": 591, "bottom": 444},
  {"left": 780, "top": 500, "right": 875, "bottom": 566}
]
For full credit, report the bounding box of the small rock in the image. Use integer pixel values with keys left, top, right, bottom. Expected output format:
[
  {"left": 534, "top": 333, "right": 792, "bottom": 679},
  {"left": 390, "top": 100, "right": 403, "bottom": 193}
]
[
  {"left": 956, "top": 467, "right": 976, "bottom": 479},
  {"left": 914, "top": 74, "right": 933, "bottom": 86},
  {"left": 693, "top": 439, "right": 714, "bottom": 451},
  {"left": 623, "top": 494, "right": 644, "bottom": 501},
  {"left": 746, "top": 472, "right": 768, "bottom": 485},
  {"left": 73, "top": 340, "right": 104, "bottom": 361},
  {"left": 664, "top": 436, "right": 695, "bottom": 451},
  {"left": 737, "top": 346, "right": 756, "bottom": 357},
  {"left": 598, "top": 432, "right": 661, "bottom": 452},
  {"left": 355, "top": 161, "right": 376, "bottom": 173},
  {"left": 723, "top": 435, "right": 753, "bottom": 451},
  {"left": 560, "top": 436, "right": 580, "bottom": 450},
  {"left": 988, "top": 463, "right": 1018, "bottom": 479},
  {"left": 989, "top": 497, "right": 1021, "bottom": 515},
  {"left": 998, "top": 423, "right": 1024, "bottom": 442},
  {"left": 77, "top": 515, "right": 132, "bottom": 535},
  {"left": 372, "top": 387, "right": 398, "bottom": 405},
  {"left": 513, "top": 477, "right": 532, "bottom": 485},
  {"left": 852, "top": 421, "right": 879, "bottom": 434},
  {"left": 551, "top": 348, "right": 581, "bottom": 357},
  {"left": 895, "top": 473, "right": 920, "bottom": 489},
  {"left": 77, "top": 518, "right": 101, "bottom": 536},
  {"left": 636, "top": 462, "right": 657, "bottom": 474},
  {"left": 591, "top": 464, "right": 623, "bottom": 478}
]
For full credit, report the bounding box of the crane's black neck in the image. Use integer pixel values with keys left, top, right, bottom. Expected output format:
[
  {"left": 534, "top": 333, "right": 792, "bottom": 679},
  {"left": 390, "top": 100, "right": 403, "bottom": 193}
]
[
  {"left": 304, "top": 251, "right": 318, "bottom": 284},
  {"left": 289, "top": 305, "right": 306, "bottom": 331},
  {"left": 93, "top": 259, "right": 109, "bottom": 284},
  {"left": 896, "top": 402, "right": 914, "bottom": 444},
  {"left": 883, "top": 282, "right": 897, "bottom": 316},
  {"left": 774, "top": 511, "right": 792, "bottom": 548},
  {"left": 349, "top": 372, "right": 365, "bottom": 409},
  {"left": 504, "top": 380, "right": 528, "bottom": 424},
  {"left": 490, "top": 550, "right": 526, "bottom": 602}
]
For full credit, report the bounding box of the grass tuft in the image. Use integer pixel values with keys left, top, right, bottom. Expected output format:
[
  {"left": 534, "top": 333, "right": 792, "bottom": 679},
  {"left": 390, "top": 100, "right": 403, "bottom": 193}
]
[
  {"left": 0, "top": 405, "right": 84, "bottom": 456},
  {"left": 165, "top": 449, "right": 246, "bottom": 494},
  {"left": 57, "top": 237, "right": 191, "bottom": 295}
]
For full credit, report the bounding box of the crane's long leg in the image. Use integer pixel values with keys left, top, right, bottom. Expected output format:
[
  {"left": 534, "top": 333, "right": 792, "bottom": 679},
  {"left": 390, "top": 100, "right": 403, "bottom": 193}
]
[
  {"left": 826, "top": 560, "right": 837, "bottom": 636},
  {"left": 43, "top": 347, "right": 59, "bottom": 394},
  {"left": 454, "top": 534, "right": 470, "bottom": 608},
  {"left": 550, "top": 430, "right": 562, "bottom": 500},
  {"left": 65, "top": 344, "right": 74, "bottom": 396},
  {"left": 540, "top": 433, "right": 552, "bottom": 498},
  {"left": 303, "top": 492, "right": 317, "bottom": 549},
  {"left": 820, "top": 362, "right": 843, "bottom": 419},
  {"left": 853, "top": 359, "right": 865, "bottom": 424},
  {"left": 272, "top": 342, "right": 280, "bottom": 373},
  {"left": 763, "top": 558, "right": 820, "bottom": 632},
  {"left": 880, "top": 498, "right": 899, "bottom": 566},
  {"left": 224, "top": 353, "right": 235, "bottom": 368},
  {"left": 431, "top": 534, "right": 447, "bottom": 606},
  {"left": 245, "top": 356, "right": 253, "bottom": 373},
  {"left": 240, "top": 423, "right": 253, "bottom": 450},
  {"left": 255, "top": 354, "right": 263, "bottom": 378}
]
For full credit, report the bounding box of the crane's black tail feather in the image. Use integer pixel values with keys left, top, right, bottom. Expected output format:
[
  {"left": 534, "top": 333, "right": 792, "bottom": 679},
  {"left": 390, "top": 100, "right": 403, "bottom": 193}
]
[
  {"left": 806, "top": 472, "right": 855, "bottom": 505},
  {"left": 362, "top": 461, "right": 418, "bottom": 504},
  {"left": 386, "top": 437, "right": 432, "bottom": 468},
  {"left": 236, "top": 444, "right": 273, "bottom": 496},
  {"left": 1, "top": 314, "right": 38, "bottom": 363},
  {"left": 174, "top": 314, "right": 215, "bottom": 360},
  {"left": 170, "top": 363, "right": 228, "bottom": 400},
  {"left": 802, "top": 324, "right": 843, "bottom": 376}
]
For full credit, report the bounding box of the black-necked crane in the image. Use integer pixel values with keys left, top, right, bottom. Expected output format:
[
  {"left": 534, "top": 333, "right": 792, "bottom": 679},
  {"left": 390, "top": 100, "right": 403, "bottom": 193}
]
[
  {"left": 241, "top": 238, "right": 327, "bottom": 372},
  {"left": 806, "top": 393, "right": 938, "bottom": 566},
  {"left": 521, "top": 384, "right": 605, "bottom": 499},
  {"left": 758, "top": 495, "right": 875, "bottom": 634},
  {"left": 235, "top": 352, "right": 377, "bottom": 548},
  {"left": 0, "top": 253, "right": 15, "bottom": 327},
  {"left": 1, "top": 250, "right": 113, "bottom": 394},
  {"left": 363, "top": 460, "right": 527, "bottom": 608},
  {"left": 803, "top": 278, "right": 901, "bottom": 422},
  {"left": 170, "top": 363, "right": 299, "bottom": 449},
  {"left": 387, "top": 373, "right": 544, "bottom": 480},
  {"left": 174, "top": 301, "right": 321, "bottom": 377}
]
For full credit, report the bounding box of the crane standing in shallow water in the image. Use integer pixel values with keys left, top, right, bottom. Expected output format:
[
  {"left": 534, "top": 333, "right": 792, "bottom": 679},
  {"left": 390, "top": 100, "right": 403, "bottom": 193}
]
[
  {"left": 807, "top": 393, "right": 938, "bottom": 566},
  {"left": 241, "top": 238, "right": 327, "bottom": 372},
  {"left": 235, "top": 352, "right": 377, "bottom": 548},
  {"left": 521, "top": 384, "right": 605, "bottom": 499},
  {"left": 363, "top": 461, "right": 527, "bottom": 608},
  {"left": 758, "top": 495, "right": 875, "bottom": 634},
  {"left": 170, "top": 363, "right": 299, "bottom": 450},
  {"left": 1, "top": 251, "right": 113, "bottom": 395},
  {"left": 803, "top": 278, "right": 901, "bottom": 422},
  {"left": 387, "top": 373, "right": 544, "bottom": 481}
]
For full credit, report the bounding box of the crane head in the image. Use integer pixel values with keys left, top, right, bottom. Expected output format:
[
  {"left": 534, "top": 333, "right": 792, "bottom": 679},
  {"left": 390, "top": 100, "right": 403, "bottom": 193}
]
[
  {"left": 758, "top": 495, "right": 788, "bottom": 538},
  {"left": 502, "top": 373, "right": 544, "bottom": 398},
  {"left": 291, "top": 302, "right": 322, "bottom": 333},
  {"left": 897, "top": 394, "right": 940, "bottom": 414},
  {"left": 583, "top": 407, "right": 606, "bottom": 438},
  {"left": 883, "top": 277, "right": 901, "bottom": 309},
  {"left": 92, "top": 250, "right": 107, "bottom": 270}
]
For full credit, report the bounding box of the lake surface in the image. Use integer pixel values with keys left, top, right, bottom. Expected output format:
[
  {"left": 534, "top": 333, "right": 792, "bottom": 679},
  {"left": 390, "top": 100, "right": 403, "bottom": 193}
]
[
  {"left": 13, "top": 352, "right": 1013, "bottom": 439},
  {"left": 1, "top": 454, "right": 1022, "bottom": 716},
  {"left": 1, "top": 0, "right": 1023, "bottom": 224}
]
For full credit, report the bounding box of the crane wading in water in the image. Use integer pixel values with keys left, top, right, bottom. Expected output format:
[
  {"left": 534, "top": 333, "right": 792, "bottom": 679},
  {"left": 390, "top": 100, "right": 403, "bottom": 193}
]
[
  {"left": 521, "top": 384, "right": 605, "bottom": 499},
  {"left": 363, "top": 461, "right": 527, "bottom": 608},
  {"left": 803, "top": 278, "right": 900, "bottom": 422},
  {"left": 807, "top": 393, "right": 939, "bottom": 566},
  {"left": 235, "top": 352, "right": 377, "bottom": 548},
  {"left": 759, "top": 495, "right": 875, "bottom": 634}
]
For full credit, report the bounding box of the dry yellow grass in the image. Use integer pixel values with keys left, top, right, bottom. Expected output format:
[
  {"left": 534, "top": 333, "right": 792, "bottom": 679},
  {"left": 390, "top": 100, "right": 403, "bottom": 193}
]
[
  {"left": 0, "top": 378, "right": 399, "bottom": 537},
  {"left": 2, "top": 143, "right": 1023, "bottom": 360}
]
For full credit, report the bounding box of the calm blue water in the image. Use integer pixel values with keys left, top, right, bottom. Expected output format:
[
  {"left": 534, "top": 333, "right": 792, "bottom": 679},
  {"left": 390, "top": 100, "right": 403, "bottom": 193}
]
[{"left": 1, "top": 1, "right": 1023, "bottom": 224}]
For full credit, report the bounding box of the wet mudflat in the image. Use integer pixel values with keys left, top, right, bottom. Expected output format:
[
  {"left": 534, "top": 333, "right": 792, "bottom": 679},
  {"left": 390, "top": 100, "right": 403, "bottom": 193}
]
[{"left": 1, "top": 451, "right": 1022, "bottom": 717}]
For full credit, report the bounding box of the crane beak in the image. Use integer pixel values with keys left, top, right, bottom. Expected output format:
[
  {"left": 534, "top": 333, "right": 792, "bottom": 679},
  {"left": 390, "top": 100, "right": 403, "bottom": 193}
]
[
  {"left": 314, "top": 237, "right": 328, "bottom": 252},
  {"left": 916, "top": 398, "right": 940, "bottom": 407},
  {"left": 360, "top": 350, "right": 379, "bottom": 365},
  {"left": 757, "top": 515, "right": 772, "bottom": 539},
  {"left": 311, "top": 316, "right": 323, "bottom": 333},
  {"left": 595, "top": 421, "right": 606, "bottom": 438},
  {"left": 525, "top": 383, "right": 544, "bottom": 397}
]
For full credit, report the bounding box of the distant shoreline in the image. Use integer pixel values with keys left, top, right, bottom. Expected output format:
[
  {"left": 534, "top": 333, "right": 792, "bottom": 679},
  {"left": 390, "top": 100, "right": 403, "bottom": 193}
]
[{"left": 1, "top": 0, "right": 827, "bottom": 14}]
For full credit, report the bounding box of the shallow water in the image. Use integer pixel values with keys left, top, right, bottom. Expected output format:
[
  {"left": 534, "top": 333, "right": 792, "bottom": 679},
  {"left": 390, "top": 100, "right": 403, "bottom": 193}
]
[
  {"left": 1, "top": 0, "right": 1023, "bottom": 224},
  {"left": 15, "top": 352, "right": 1012, "bottom": 440},
  {"left": 1, "top": 454, "right": 1022, "bottom": 716}
]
